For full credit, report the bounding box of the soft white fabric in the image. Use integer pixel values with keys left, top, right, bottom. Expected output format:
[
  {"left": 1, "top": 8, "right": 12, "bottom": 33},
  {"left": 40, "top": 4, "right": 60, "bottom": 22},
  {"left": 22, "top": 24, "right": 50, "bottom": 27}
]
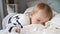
[
  {"left": 21, "top": 24, "right": 45, "bottom": 34},
  {"left": 50, "top": 14, "right": 60, "bottom": 28},
  {"left": 2, "top": 13, "right": 16, "bottom": 29},
  {"left": 21, "top": 30, "right": 43, "bottom": 34},
  {"left": 11, "top": 14, "right": 30, "bottom": 26},
  {"left": 23, "top": 24, "right": 45, "bottom": 31},
  {"left": 44, "top": 28, "right": 60, "bottom": 34},
  {"left": 0, "top": 30, "right": 9, "bottom": 34},
  {"left": 6, "top": 23, "right": 15, "bottom": 30},
  {"left": 9, "top": 32, "right": 19, "bottom": 34},
  {"left": 44, "top": 14, "right": 60, "bottom": 34}
]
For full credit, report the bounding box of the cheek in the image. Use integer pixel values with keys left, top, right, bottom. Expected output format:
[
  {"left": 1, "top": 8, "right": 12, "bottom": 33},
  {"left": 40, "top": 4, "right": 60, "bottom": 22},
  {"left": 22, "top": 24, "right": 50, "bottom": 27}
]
[
  {"left": 42, "top": 20, "right": 46, "bottom": 23},
  {"left": 32, "top": 20, "right": 38, "bottom": 23},
  {"left": 41, "top": 19, "right": 49, "bottom": 23},
  {"left": 32, "top": 19, "right": 40, "bottom": 24}
]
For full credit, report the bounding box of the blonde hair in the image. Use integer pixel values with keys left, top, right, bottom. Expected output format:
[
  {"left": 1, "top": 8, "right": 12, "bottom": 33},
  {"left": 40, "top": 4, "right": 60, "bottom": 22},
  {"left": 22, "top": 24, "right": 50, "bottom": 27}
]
[{"left": 30, "top": 3, "right": 53, "bottom": 20}]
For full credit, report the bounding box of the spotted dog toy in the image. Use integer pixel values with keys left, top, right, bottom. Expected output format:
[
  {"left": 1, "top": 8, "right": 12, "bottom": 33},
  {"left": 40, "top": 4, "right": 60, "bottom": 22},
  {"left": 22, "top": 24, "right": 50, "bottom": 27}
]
[
  {"left": 5, "top": 22, "right": 23, "bottom": 34},
  {"left": 7, "top": 14, "right": 23, "bottom": 33},
  {"left": 7, "top": 15, "right": 23, "bottom": 33},
  {"left": 9, "top": 14, "right": 30, "bottom": 26},
  {"left": 8, "top": 14, "right": 30, "bottom": 33},
  {"left": 8, "top": 14, "right": 23, "bottom": 28}
]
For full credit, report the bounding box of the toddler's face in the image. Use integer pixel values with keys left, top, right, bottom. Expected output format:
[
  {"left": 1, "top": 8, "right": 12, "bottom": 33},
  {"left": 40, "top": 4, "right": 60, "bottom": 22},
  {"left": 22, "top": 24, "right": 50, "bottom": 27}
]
[{"left": 31, "top": 10, "right": 50, "bottom": 25}]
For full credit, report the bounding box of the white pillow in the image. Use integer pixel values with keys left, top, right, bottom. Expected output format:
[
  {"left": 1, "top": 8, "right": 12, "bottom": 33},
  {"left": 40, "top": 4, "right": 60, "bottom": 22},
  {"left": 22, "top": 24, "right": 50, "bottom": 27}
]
[
  {"left": 50, "top": 14, "right": 60, "bottom": 28},
  {"left": 11, "top": 14, "right": 30, "bottom": 26},
  {"left": 21, "top": 24, "right": 45, "bottom": 34},
  {"left": 44, "top": 14, "right": 60, "bottom": 34},
  {"left": 27, "top": 0, "right": 44, "bottom": 7},
  {"left": 23, "top": 24, "right": 45, "bottom": 31}
]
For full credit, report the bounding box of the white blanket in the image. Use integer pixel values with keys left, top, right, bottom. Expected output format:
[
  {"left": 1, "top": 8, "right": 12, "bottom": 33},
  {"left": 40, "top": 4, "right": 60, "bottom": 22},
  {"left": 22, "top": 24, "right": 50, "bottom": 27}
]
[{"left": 20, "top": 24, "right": 45, "bottom": 34}]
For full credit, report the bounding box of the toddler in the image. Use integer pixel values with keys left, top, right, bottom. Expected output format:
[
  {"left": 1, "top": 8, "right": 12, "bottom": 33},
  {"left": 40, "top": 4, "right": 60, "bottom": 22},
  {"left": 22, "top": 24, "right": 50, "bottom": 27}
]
[
  {"left": 21, "top": 3, "right": 53, "bottom": 34},
  {"left": 29, "top": 3, "right": 53, "bottom": 26}
]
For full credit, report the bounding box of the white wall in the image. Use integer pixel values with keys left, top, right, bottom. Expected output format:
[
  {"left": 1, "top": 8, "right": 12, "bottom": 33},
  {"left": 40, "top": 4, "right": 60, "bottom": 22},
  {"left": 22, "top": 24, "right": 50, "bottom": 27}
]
[{"left": 45, "top": 0, "right": 60, "bottom": 13}]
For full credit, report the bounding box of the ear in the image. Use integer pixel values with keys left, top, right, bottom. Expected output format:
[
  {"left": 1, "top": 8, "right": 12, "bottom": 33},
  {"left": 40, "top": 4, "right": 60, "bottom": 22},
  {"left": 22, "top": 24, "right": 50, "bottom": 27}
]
[
  {"left": 29, "top": 13, "right": 33, "bottom": 18},
  {"left": 29, "top": 11, "right": 34, "bottom": 18}
]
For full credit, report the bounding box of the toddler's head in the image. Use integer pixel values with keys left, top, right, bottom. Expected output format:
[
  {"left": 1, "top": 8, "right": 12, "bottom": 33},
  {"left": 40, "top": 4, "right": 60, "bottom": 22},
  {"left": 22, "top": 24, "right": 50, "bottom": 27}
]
[{"left": 30, "top": 3, "right": 53, "bottom": 25}]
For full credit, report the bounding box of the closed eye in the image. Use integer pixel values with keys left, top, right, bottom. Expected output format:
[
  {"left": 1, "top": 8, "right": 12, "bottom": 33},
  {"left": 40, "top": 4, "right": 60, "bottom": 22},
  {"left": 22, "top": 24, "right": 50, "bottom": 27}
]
[{"left": 56, "top": 27, "right": 59, "bottom": 29}]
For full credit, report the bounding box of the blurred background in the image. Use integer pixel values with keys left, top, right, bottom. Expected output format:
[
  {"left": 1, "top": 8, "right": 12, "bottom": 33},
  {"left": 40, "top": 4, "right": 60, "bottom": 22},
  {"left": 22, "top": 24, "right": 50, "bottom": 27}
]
[{"left": 0, "top": 0, "right": 60, "bottom": 30}]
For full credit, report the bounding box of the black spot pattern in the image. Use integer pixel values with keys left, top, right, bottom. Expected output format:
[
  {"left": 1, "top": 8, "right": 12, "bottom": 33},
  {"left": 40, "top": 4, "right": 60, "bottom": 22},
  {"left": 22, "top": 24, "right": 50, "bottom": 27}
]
[
  {"left": 13, "top": 23, "right": 17, "bottom": 25},
  {"left": 8, "top": 26, "right": 14, "bottom": 33},
  {"left": 16, "top": 16, "right": 19, "bottom": 19},
  {"left": 8, "top": 16, "right": 12, "bottom": 24},
  {"left": 16, "top": 20, "right": 23, "bottom": 28}
]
